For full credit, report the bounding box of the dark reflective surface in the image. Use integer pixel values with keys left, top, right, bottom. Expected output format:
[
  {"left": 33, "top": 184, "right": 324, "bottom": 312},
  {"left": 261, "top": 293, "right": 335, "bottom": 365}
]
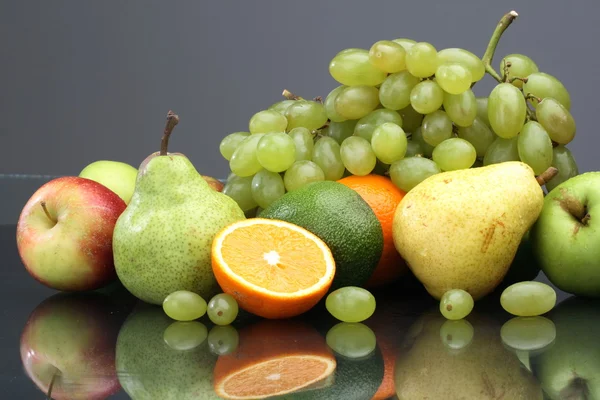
[{"left": 2, "top": 175, "right": 596, "bottom": 400}]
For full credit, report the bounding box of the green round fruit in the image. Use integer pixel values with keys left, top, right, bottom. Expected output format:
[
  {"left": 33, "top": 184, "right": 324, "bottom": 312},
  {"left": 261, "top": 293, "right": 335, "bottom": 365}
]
[{"left": 259, "top": 181, "right": 383, "bottom": 290}]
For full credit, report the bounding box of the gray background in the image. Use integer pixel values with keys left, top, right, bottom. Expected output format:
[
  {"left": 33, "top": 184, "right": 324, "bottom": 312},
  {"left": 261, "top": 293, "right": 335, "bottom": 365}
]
[{"left": 1, "top": 0, "right": 598, "bottom": 179}]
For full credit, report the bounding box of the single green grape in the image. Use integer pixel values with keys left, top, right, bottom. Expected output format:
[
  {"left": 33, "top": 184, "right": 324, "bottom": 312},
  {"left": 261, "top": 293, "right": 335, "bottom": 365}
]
[
  {"left": 389, "top": 157, "right": 441, "bottom": 192},
  {"left": 256, "top": 132, "right": 296, "bottom": 172},
  {"left": 329, "top": 48, "right": 388, "bottom": 86},
  {"left": 405, "top": 140, "right": 424, "bottom": 157},
  {"left": 436, "top": 48, "right": 485, "bottom": 82},
  {"left": 251, "top": 169, "right": 286, "bottom": 209},
  {"left": 268, "top": 99, "right": 296, "bottom": 115},
  {"left": 483, "top": 136, "right": 520, "bottom": 166},
  {"left": 249, "top": 110, "right": 288, "bottom": 134},
  {"left": 378, "top": 70, "right": 420, "bottom": 110},
  {"left": 399, "top": 105, "right": 424, "bottom": 133},
  {"left": 500, "top": 54, "right": 539, "bottom": 89},
  {"left": 207, "top": 293, "right": 239, "bottom": 326},
  {"left": 354, "top": 108, "right": 403, "bottom": 142},
  {"left": 536, "top": 98, "right": 576, "bottom": 144},
  {"left": 517, "top": 121, "right": 553, "bottom": 175},
  {"left": 432, "top": 138, "right": 476, "bottom": 171},
  {"left": 325, "top": 286, "right": 376, "bottom": 323},
  {"left": 435, "top": 63, "right": 472, "bottom": 95},
  {"left": 222, "top": 174, "right": 258, "bottom": 212},
  {"left": 522, "top": 72, "right": 571, "bottom": 110},
  {"left": 324, "top": 85, "right": 348, "bottom": 122},
  {"left": 439, "top": 289, "right": 474, "bottom": 320},
  {"left": 207, "top": 325, "right": 240, "bottom": 355},
  {"left": 392, "top": 38, "right": 416, "bottom": 50},
  {"left": 312, "top": 136, "right": 345, "bottom": 180},
  {"left": 335, "top": 85, "right": 380, "bottom": 120},
  {"left": 163, "top": 290, "right": 208, "bottom": 321},
  {"left": 371, "top": 122, "right": 408, "bottom": 164},
  {"left": 405, "top": 42, "right": 438, "bottom": 78},
  {"left": 340, "top": 136, "right": 377, "bottom": 176},
  {"left": 457, "top": 118, "right": 496, "bottom": 158},
  {"left": 411, "top": 126, "right": 434, "bottom": 157},
  {"left": 487, "top": 83, "right": 527, "bottom": 139},
  {"left": 545, "top": 146, "right": 578, "bottom": 192},
  {"left": 368, "top": 40, "right": 406, "bottom": 73},
  {"left": 323, "top": 119, "right": 358, "bottom": 144},
  {"left": 325, "top": 322, "right": 377, "bottom": 359},
  {"left": 219, "top": 132, "right": 250, "bottom": 161},
  {"left": 421, "top": 110, "right": 453, "bottom": 146},
  {"left": 229, "top": 134, "right": 264, "bottom": 177},
  {"left": 439, "top": 319, "right": 474, "bottom": 351},
  {"left": 283, "top": 160, "right": 325, "bottom": 191},
  {"left": 285, "top": 100, "right": 328, "bottom": 131},
  {"left": 475, "top": 97, "right": 491, "bottom": 128},
  {"left": 163, "top": 321, "right": 208, "bottom": 351},
  {"left": 409, "top": 80, "right": 444, "bottom": 114},
  {"left": 500, "top": 281, "right": 557, "bottom": 317},
  {"left": 500, "top": 316, "right": 556, "bottom": 352},
  {"left": 443, "top": 89, "right": 477, "bottom": 127},
  {"left": 288, "top": 127, "right": 314, "bottom": 161}
]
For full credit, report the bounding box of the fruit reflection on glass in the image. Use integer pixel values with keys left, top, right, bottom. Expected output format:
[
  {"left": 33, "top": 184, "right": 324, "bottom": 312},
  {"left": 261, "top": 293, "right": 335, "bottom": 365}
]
[
  {"left": 394, "top": 311, "right": 544, "bottom": 399},
  {"left": 16, "top": 176, "right": 127, "bottom": 291},
  {"left": 213, "top": 319, "right": 337, "bottom": 399},
  {"left": 20, "top": 292, "right": 122, "bottom": 400}
]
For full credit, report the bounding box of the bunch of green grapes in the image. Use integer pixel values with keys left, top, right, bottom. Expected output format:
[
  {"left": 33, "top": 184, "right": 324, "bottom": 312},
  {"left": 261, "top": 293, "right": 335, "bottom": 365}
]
[{"left": 219, "top": 36, "right": 580, "bottom": 212}]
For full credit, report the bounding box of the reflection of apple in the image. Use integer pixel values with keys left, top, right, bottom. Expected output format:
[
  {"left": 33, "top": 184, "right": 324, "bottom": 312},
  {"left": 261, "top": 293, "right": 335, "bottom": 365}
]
[
  {"left": 79, "top": 160, "right": 139, "bottom": 204},
  {"left": 530, "top": 296, "right": 600, "bottom": 399},
  {"left": 530, "top": 172, "right": 600, "bottom": 297},
  {"left": 115, "top": 303, "right": 221, "bottom": 399},
  {"left": 16, "top": 176, "right": 126, "bottom": 291},
  {"left": 20, "top": 292, "right": 123, "bottom": 400}
]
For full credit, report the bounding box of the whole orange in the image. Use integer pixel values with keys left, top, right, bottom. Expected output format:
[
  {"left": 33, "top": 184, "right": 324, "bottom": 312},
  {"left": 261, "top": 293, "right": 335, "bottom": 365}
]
[{"left": 338, "top": 174, "right": 407, "bottom": 288}]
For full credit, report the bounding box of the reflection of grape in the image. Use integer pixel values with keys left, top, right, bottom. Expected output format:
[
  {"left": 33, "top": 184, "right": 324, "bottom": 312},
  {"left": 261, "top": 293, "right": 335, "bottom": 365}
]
[
  {"left": 500, "top": 316, "right": 556, "bottom": 352},
  {"left": 325, "top": 322, "right": 377, "bottom": 359},
  {"left": 163, "top": 321, "right": 208, "bottom": 351},
  {"left": 440, "top": 319, "right": 474, "bottom": 351},
  {"left": 208, "top": 325, "right": 240, "bottom": 355}
]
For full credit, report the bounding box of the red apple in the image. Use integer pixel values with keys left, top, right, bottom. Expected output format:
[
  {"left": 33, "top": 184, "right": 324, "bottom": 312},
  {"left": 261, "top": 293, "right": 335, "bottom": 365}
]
[
  {"left": 16, "top": 176, "right": 126, "bottom": 291},
  {"left": 20, "top": 292, "right": 123, "bottom": 400}
]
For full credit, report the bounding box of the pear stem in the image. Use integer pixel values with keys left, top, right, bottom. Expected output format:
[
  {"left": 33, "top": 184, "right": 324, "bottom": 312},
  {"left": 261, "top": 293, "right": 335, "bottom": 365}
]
[
  {"left": 40, "top": 201, "right": 56, "bottom": 223},
  {"left": 536, "top": 167, "right": 559, "bottom": 186},
  {"left": 482, "top": 10, "right": 519, "bottom": 83},
  {"left": 160, "top": 110, "right": 180, "bottom": 156}
]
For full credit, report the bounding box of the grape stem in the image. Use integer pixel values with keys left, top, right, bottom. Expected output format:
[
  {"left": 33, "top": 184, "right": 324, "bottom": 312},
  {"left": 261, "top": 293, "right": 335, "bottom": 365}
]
[
  {"left": 525, "top": 93, "right": 542, "bottom": 103},
  {"left": 160, "top": 110, "right": 180, "bottom": 156},
  {"left": 282, "top": 89, "right": 303, "bottom": 100},
  {"left": 536, "top": 167, "right": 559, "bottom": 186},
  {"left": 481, "top": 10, "right": 519, "bottom": 83}
]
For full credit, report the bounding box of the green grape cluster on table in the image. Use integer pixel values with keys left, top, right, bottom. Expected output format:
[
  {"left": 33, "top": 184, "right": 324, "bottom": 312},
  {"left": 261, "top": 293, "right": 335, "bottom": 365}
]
[{"left": 219, "top": 30, "right": 580, "bottom": 214}]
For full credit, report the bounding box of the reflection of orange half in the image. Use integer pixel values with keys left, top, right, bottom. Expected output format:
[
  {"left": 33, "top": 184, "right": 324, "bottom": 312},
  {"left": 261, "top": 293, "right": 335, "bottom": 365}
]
[{"left": 213, "top": 319, "right": 336, "bottom": 399}]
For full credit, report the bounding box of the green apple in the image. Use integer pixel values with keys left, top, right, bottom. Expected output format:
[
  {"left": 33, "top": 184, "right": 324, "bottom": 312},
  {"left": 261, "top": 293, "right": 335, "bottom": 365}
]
[
  {"left": 16, "top": 176, "right": 127, "bottom": 291},
  {"left": 530, "top": 172, "right": 600, "bottom": 297},
  {"left": 79, "top": 160, "right": 138, "bottom": 204},
  {"left": 20, "top": 292, "right": 123, "bottom": 399},
  {"left": 115, "top": 303, "right": 221, "bottom": 399},
  {"left": 530, "top": 296, "right": 600, "bottom": 399}
]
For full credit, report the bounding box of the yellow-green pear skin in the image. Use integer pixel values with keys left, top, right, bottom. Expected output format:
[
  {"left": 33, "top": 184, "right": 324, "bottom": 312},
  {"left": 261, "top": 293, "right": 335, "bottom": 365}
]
[
  {"left": 112, "top": 151, "right": 245, "bottom": 305},
  {"left": 392, "top": 161, "right": 544, "bottom": 301}
]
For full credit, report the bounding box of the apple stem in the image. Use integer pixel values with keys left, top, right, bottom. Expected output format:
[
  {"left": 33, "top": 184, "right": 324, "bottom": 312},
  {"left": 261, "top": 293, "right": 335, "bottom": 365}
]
[
  {"left": 282, "top": 89, "right": 303, "bottom": 100},
  {"left": 40, "top": 201, "right": 56, "bottom": 224},
  {"left": 536, "top": 167, "right": 559, "bottom": 186},
  {"left": 160, "top": 110, "right": 180, "bottom": 156},
  {"left": 581, "top": 213, "right": 591, "bottom": 225},
  {"left": 46, "top": 371, "right": 57, "bottom": 399},
  {"left": 481, "top": 10, "right": 519, "bottom": 83}
]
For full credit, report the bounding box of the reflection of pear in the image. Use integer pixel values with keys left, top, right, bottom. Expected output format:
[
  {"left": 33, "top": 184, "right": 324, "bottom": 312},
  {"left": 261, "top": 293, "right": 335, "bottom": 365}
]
[
  {"left": 115, "top": 303, "right": 220, "bottom": 399},
  {"left": 394, "top": 310, "right": 543, "bottom": 399}
]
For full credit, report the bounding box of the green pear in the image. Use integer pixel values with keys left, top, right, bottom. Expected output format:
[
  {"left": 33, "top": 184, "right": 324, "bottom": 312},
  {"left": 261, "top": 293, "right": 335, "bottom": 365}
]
[
  {"left": 115, "top": 303, "right": 221, "bottom": 399},
  {"left": 392, "top": 161, "right": 551, "bottom": 301},
  {"left": 394, "top": 310, "right": 544, "bottom": 399},
  {"left": 112, "top": 111, "right": 245, "bottom": 305}
]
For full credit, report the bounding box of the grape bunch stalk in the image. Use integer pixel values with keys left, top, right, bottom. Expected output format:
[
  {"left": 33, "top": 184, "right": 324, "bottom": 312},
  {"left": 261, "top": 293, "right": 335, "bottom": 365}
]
[{"left": 218, "top": 10, "right": 579, "bottom": 214}]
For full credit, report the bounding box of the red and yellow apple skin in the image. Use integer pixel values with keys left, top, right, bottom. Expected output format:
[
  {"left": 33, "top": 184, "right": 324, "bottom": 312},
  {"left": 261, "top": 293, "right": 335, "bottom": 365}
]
[{"left": 16, "top": 176, "right": 127, "bottom": 291}]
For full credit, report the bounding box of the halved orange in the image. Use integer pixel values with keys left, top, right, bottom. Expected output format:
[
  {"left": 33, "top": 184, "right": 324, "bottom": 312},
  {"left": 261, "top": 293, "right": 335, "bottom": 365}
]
[
  {"left": 213, "top": 319, "right": 337, "bottom": 399},
  {"left": 211, "top": 218, "right": 336, "bottom": 319}
]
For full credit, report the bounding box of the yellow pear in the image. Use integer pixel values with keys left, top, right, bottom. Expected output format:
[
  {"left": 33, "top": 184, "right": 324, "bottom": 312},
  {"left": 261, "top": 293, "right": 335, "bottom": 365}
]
[{"left": 392, "top": 161, "right": 551, "bottom": 300}]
